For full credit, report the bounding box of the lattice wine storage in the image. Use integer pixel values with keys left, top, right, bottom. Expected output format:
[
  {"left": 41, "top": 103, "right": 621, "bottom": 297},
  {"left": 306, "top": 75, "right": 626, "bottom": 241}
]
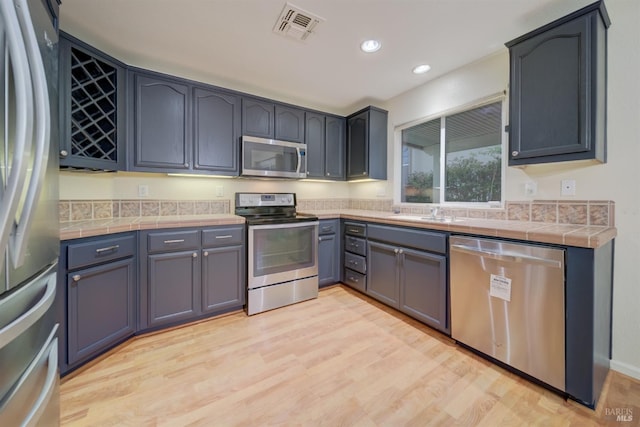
[{"left": 69, "top": 47, "right": 118, "bottom": 162}]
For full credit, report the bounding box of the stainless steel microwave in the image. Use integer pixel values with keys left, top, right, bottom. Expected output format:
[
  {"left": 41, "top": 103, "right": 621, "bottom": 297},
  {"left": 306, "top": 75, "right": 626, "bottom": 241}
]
[{"left": 241, "top": 135, "right": 307, "bottom": 179}]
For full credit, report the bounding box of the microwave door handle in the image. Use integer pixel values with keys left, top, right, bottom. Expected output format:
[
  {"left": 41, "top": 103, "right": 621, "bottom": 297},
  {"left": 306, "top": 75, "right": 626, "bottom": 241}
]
[
  {"left": 0, "top": 0, "right": 34, "bottom": 272},
  {"left": 296, "top": 147, "right": 302, "bottom": 174},
  {"left": 10, "top": 0, "right": 51, "bottom": 268}
]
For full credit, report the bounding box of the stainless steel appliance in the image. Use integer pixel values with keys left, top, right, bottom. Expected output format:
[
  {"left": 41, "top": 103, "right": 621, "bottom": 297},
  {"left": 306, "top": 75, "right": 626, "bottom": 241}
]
[
  {"left": 241, "top": 135, "right": 307, "bottom": 179},
  {"left": 0, "top": 0, "right": 60, "bottom": 424},
  {"left": 235, "top": 193, "right": 318, "bottom": 315},
  {"left": 450, "top": 236, "right": 566, "bottom": 391}
]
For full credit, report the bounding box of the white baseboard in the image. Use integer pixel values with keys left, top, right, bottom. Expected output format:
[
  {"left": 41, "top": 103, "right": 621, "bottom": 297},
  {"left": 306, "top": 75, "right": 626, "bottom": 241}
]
[{"left": 610, "top": 359, "right": 640, "bottom": 380}]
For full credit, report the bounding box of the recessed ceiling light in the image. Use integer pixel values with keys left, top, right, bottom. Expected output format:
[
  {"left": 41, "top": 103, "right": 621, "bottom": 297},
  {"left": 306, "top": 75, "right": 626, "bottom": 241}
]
[
  {"left": 412, "top": 64, "right": 431, "bottom": 74},
  {"left": 360, "top": 39, "right": 381, "bottom": 53}
]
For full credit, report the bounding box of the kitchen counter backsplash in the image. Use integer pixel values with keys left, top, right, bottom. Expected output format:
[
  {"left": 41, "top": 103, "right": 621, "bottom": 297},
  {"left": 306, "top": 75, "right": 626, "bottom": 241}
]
[{"left": 60, "top": 198, "right": 614, "bottom": 227}]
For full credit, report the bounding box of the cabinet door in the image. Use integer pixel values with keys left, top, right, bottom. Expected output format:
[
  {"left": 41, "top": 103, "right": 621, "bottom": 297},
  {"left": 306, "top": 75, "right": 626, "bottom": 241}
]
[
  {"left": 242, "top": 98, "right": 274, "bottom": 139},
  {"left": 59, "top": 34, "right": 125, "bottom": 170},
  {"left": 201, "top": 245, "right": 244, "bottom": 313},
  {"left": 318, "top": 233, "right": 339, "bottom": 287},
  {"left": 325, "top": 116, "right": 346, "bottom": 180},
  {"left": 67, "top": 258, "right": 135, "bottom": 365},
  {"left": 305, "top": 113, "right": 325, "bottom": 178},
  {"left": 366, "top": 240, "right": 399, "bottom": 307},
  {"left": 132, "top": 74, "right": 190, "bottom": 170},
  {"left": 147, "top": 250, "right": 200, "bottom": 328},
  {"left": 347, "top": 111, "right": 368, "bottom": 179},
  {"left": 275, "top": 105, "right": 305, "bottom": 143},
  {"left": 400, "top": 248, "right": 448, "bottom": 333},
  {"left": 193, "top": 87, "right": 241, "bottom": 175}
]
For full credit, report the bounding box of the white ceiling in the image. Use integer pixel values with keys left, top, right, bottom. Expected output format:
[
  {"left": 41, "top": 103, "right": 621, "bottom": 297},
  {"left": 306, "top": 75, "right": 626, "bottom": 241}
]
[{"left": 59, "top": 0, "right": 595, "bottom": 115}]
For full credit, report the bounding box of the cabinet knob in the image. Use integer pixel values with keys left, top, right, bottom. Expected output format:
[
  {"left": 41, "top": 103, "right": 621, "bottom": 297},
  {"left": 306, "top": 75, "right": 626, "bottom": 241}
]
[
  {"left": 72, "top": 274, "right": 81, "bottom": 282},
  {"left": 326, "top": 173, "right": 331, "bottom": 176},
  {"left": 394, "top": 248, "right": 399, "bottom": 254},
  {"left": 203, "top": 251, "right": 209, "bottom": 257},
  {"left": 192, "top": 252, "right": 198, "bottom": 258},
  {"left": 318, "top": 237, "right": 323, "bottom": 242},
  {"left": 185, "top": 162, "right": 190, "bottom": 167},
  {"left": 512, "top": 150, "right": 519, "bottom": 157},
  {"left": 60, "top": 150, "right": 68, "bottom": 158}
]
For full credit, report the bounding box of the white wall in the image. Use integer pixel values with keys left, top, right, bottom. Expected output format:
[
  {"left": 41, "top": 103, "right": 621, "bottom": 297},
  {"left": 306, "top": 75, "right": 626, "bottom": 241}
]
[{"left": 383, "top": 0, "right": 640, "bottom": 379}]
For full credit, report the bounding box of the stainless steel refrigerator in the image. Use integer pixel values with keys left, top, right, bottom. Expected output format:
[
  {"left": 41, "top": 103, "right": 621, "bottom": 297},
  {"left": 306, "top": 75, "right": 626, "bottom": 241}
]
[{"left": 0, "top": 0, "right": 60, "bottom": 425}]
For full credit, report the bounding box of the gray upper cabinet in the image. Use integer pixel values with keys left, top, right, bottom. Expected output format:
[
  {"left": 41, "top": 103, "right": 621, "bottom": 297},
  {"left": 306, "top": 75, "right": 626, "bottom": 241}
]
[
  {"left": 347, "top": 106, "right": 388, "bottom": 180},
  {"left": 242, "top": 97, "right": 275, "bottom": 139},
  {"left": 59, "top": 32, "right": 126, "bottom": 170},
  {"left": 305, "top": 113, "right": 345, "bottom": 180},
  {"left": 506, "top": 1, "right": 610, "bottom": 166},
  {"left": 193, "top": 87, "right": 241, "bottom": 175},
  {"left": 275, "top": 104, "right": 305, "bottom": 143},
  {"left": 130, "top": 71, "right": 190, "bottom": 171}
]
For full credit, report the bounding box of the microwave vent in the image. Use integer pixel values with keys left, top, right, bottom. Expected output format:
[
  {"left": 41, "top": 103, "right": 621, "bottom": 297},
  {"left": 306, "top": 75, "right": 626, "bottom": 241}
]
[{"left": 273, "top": 3, "right": 324, "bottom": 42}]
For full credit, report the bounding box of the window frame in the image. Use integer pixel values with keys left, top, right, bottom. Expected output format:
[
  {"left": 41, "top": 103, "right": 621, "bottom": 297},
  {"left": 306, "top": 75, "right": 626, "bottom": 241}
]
[{"left": 394, "top": 93, "right": 508, "bottom": 208}]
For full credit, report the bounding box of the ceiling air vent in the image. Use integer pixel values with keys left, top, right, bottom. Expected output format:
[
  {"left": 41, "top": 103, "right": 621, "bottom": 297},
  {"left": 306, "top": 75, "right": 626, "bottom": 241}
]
[{"left": 273, "top": 3, "right": 324, "bottom": 42}]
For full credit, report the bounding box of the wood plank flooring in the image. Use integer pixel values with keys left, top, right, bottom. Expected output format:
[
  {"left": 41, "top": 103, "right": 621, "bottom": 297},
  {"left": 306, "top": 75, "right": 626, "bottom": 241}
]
[{"left": 60, "top": 285, "right": 640, "bottom": 426}]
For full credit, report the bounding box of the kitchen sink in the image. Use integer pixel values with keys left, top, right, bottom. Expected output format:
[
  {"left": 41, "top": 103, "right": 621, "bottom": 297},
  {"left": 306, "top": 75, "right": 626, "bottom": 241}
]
[{"left": 388, "top": 214, "right": 464, "bottom": 223}]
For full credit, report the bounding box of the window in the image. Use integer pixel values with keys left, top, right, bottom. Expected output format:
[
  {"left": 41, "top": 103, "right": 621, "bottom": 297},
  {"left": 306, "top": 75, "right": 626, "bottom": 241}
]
[{"left": 400, "top": 100, "right": 503, "bottom": 204}]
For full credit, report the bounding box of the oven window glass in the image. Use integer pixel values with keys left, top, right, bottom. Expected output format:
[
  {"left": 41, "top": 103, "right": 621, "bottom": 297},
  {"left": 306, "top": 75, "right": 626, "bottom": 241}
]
[
  {"left": 253, "top": 225, "right": 315, "bottom": 277},
  {"left": 244, "top": 141, "right": 298, "bottom": 173}
]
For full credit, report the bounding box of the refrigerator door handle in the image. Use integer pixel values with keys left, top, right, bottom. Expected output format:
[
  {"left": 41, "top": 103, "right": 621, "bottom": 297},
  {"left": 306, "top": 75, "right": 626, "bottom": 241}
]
[
  {"left": 0, "top": 270, "right": 55, "bottom": 349},
  {"left": 0, "top": 0, "right": 34, "bottom": 272},
  {"left": 10, "top": 0, "right": 52, "bottom": 268},
  {"left": 22, "top": 337, "right": 58, "bottom": 427}
]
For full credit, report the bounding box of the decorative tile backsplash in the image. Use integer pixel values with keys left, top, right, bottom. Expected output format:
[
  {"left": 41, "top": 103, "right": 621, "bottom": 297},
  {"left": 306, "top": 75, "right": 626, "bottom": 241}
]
[
  {"left": 60, "top": 198, "right": 615, "bottom": 227},
  {"left": 59, "top": 199, "right": 231, "bottom": 222}
]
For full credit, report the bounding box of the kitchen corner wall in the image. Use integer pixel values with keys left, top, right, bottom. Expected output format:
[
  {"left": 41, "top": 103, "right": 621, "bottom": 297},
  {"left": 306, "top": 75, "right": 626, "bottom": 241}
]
[{"left": 380, "top": 0, "right": 640, "bottom": 381}]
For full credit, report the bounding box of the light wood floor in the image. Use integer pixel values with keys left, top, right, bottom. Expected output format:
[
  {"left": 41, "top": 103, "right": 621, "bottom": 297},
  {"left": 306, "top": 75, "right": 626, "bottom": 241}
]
[{"left": 60, "top": 285, "right": 639, "bottom": 426}]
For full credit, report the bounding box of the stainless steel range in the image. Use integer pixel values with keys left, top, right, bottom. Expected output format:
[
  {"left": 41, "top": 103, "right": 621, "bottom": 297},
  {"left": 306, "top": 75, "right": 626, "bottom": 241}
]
[{"left": 235, "top": 193, "right": 319, "bottom": 315}]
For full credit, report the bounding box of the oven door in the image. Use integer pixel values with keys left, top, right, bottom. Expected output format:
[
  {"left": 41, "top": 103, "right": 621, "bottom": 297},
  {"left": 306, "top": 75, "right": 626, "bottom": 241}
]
[{"left": 248, "top": 221, "right": 319, "bottom": 289}]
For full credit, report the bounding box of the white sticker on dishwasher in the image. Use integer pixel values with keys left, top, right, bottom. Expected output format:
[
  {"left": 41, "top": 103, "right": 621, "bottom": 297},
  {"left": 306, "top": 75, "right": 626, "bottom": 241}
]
[{"left": 490, "top": 274, "right": 512, "bottom": 302}]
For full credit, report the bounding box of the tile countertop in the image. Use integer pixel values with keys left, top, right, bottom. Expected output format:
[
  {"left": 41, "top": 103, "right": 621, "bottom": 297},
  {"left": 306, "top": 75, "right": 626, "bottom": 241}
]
[
  {"left": 60, "top": 210, "right": 617, "bottom": 249},
  {"left": 59, "top": 214, "right": 244, "bottom": 240},
  {"left": 303, "top": 209, "right": 617, "bottom": 249}
]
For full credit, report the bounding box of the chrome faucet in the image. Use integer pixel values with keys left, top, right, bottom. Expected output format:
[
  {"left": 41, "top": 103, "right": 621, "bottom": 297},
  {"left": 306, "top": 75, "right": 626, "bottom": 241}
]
[{"left": 430, "top": 207, "right": 440, "bottom": 219}]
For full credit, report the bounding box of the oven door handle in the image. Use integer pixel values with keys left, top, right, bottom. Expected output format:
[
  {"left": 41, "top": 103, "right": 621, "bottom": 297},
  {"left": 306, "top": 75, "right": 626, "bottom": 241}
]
[{"left": 248, "top": 221, "right": 319, "bottom": 231}]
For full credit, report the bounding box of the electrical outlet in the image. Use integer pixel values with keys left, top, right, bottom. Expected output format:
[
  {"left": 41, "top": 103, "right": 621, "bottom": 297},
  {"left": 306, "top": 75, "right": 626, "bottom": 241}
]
[
  {"left": 215, "top": 185, "right": 224, "bottom": 197},
  {"left": 138, "top": 185, "right": 149, "bottom": 198},
  {"left": 561, "top": 179, "right": 576, "bottom": 196},
  {"left": 524, "top": 181, "right": 537, "bottom": 196}
]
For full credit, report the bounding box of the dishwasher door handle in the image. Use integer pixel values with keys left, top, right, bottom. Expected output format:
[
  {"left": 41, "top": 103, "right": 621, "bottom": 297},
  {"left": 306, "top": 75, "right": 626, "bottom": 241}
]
[{"left": 450, "top": 244, "right": 563, "bottom": 268}]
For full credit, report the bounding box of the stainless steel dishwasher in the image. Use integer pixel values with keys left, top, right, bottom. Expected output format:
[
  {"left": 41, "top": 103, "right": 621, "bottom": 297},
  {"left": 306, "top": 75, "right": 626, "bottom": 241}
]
[{"left": 450, "top": 236, "right": 566, "bottom": 391}]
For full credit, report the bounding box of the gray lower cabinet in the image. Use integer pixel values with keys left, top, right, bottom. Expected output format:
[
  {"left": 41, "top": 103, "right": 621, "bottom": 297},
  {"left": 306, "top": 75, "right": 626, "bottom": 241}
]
[
  {"left": 367, "top": 224, "right": 448, "bottom": 333},
  {"left": 60, "top": 232, "right": 137, "bottom": 374},
  {"left": 342, "top": 221, "right": 367, "bottom": 293},
  {"left": 318, "top": 219, "right": 340, "bottom": 287},
  {"left": 140, "top": 226, "right": 245, "bottom": 331}
]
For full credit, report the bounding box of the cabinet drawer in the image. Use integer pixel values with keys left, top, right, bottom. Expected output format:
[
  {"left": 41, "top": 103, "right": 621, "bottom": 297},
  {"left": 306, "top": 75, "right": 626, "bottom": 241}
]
[
  {"left": 368, "top": 224, "right": 447, "bottom": 254},
  {"left": 202, "top": 227, "right": 244, "bottom": 247},
  {"left": 147, "top": 230, "right": 200, "bottom": 253},
  {"left": 343, "top": 268, "right": 366, "bottom": 293},
  {"left": 345, "top": 236, "right": 366, "bottom": 256},
  {"left": 344, "top": 222, "right": 366, "bottom": 237},
  {"left": 344, "top": 252, "right": 366, "bottom": 274},
  {"left": 68, "top": 234, "right": 135, "bottom": 270},
  {"left": 319, "top": 219, "right": 339, "bottom": 235}
]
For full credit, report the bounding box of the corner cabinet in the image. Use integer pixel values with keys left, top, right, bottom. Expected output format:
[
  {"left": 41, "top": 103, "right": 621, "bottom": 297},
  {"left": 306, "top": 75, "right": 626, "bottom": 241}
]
[
  {"left": 59, "top": 32, "right": 127, "bottom": 170},
  {"left": 306, "top": 113, "right": 345, "bottom": 180},
  {"left": 366, "top": 224, "right": 448, "bottom": 333},
  {"left": 58, "top": 233, "right": 137, "bottom": 374},
  {"left": 129, "top": 69, "right": 241, "bottom": 176},
  {"left": 506, "top": 1, "right": 610, "bottom": 166},
  {"left": 347, "top": 106, "right": 388, "bottom": 180}
]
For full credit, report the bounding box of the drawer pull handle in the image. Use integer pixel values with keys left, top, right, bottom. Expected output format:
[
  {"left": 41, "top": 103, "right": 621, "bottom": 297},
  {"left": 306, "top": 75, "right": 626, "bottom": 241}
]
[
  {"left": 349, "top": 277, "right": 359, "bottom": 283},
  {"left": 348, "top": 229, "right": 360, "bottom": 233},
  {"left": 96, "top": 245, "right": 119, "bottom": 254},
  {"left": 321, "top": 227, "right": 332, "bottom": 231},
  {"left": 72, "top": 274, "right": 81, "bottom": 282},
  {"left": 164, "top": 239, "right": 185, "bottom": 244},
  {"left": 215, "top": 235, "right": 233, "bottom": 239}
]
